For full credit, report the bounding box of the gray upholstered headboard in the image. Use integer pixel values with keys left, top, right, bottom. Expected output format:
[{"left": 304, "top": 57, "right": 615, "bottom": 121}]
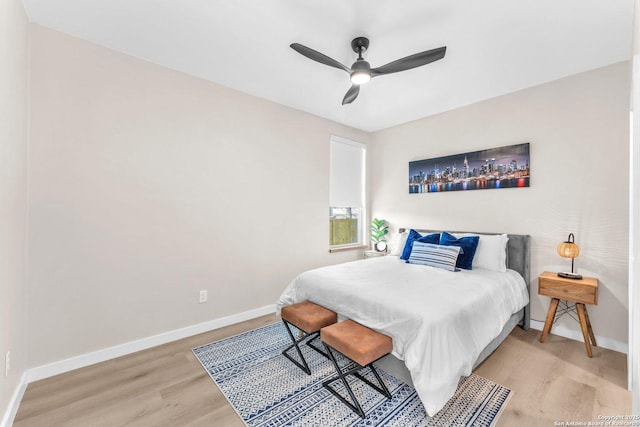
[{"left": 398, "top": 228, "right": 531, "bottom": 330}]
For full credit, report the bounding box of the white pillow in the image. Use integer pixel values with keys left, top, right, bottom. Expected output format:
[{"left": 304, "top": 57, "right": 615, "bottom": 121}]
[
  {"left": 455, "top": 233, "right": 508, "bottom": 272},
  {"left": 389, "top": 231, "right": 409, "bottom": 257},
  {"left": 408, "top": 242, "right": 460, "bottom": 272}
]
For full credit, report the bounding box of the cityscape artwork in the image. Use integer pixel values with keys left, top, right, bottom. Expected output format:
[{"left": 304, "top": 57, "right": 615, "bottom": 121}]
[{"left": 409, "top": 142, "right": 530, "bottom": 194}]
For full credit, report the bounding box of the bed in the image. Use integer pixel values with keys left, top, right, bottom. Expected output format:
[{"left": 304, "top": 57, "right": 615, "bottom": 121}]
[{"left": 276, "top": 229, "right": 530, "bottom": 416}]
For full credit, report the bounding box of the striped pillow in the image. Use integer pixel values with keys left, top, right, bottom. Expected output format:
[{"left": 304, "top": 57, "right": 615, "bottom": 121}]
[{"left": 407, "top": 242, "right": 461, "bottom": 272}]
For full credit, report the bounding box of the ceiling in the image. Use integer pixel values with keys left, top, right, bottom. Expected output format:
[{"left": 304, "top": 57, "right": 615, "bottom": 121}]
[{"left": 22, "top": 0, "right": 635, "bottom": 132}]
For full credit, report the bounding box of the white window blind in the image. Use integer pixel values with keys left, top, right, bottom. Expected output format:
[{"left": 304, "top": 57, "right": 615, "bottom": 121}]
[{"left": 330, "top": 136, "right": 365, "bottom": 208}]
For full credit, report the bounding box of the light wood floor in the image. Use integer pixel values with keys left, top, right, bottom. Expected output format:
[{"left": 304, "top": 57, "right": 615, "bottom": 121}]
[{"left": 14, "top": 314, "right": 630, "bottom": 426}]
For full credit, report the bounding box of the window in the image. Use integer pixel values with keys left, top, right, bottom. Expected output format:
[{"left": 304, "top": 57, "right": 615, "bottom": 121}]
[{"left": 329, "top": 136, "right": 366, "bottom": 250}]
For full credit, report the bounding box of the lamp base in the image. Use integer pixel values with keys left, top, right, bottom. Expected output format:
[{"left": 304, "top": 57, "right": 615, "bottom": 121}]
[{"left": 557, "top": 271, "right": 583, "bottom": 280}]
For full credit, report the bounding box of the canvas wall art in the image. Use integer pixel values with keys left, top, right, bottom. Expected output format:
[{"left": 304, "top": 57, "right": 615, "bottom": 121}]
[{"left": 409, "top": 142, "right": 530, "bottom": 194}]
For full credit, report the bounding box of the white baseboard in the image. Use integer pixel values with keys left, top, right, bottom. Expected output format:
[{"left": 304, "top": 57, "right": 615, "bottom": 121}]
[
  {"left": 2, "top": 305, "right": 274, "bottom": 426},
  {"left": 26, "top": 304, "right": 276, "bottom": 383},
  {"left": 530, "top": 320, "right": 628, "bottom": 354},
  {"left": 1, "top": 372, "right": 28, "bottom": 427}
]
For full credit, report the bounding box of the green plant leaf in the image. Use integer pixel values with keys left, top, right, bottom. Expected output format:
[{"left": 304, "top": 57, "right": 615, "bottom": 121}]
[{"left": 369, "top": 218, "right": 389, "bottom": 243}]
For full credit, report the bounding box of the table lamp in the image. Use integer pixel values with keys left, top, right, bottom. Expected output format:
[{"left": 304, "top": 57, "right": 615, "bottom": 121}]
[{"left": 557, "top": 233, "right": 582, "bottom": 279}]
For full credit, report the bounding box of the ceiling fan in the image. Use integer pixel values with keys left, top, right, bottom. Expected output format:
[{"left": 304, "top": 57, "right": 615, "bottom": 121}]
[{"left": 290, "top": 37, "right": 446, "bottom": 105}]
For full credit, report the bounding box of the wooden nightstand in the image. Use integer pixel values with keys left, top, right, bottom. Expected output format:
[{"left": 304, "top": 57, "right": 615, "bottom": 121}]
[
  {"left": 364, "top": 250, "right": 388, "bottom": 259},
  {"left": 538, "top": 271, "right": 599, "bottom": 357}
]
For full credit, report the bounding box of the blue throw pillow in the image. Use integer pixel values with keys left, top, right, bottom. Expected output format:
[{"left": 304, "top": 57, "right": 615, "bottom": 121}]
[
  {"left": 439, "top": 231, "right": 479, "bottom": 270},
  {"left": 408, "top": 242, "right": 461, "bottom": 272},
  {"left": 400, "top": 229, "right": 440, "bottom": 260}
]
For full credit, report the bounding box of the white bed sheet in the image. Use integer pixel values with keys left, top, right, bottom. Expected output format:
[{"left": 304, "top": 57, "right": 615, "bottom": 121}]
[{"left": 276, "top": 255, "right": 529, "bottom": 416}]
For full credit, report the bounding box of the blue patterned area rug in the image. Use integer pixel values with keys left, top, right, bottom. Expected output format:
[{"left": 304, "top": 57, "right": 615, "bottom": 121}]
[{"left": 193, "top": 322, "right": 511, "bottom": 427}]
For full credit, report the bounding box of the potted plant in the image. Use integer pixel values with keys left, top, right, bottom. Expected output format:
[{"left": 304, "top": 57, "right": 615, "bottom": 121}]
[{"left": 370, "top": 218, "right": 389, "bottom": 252}]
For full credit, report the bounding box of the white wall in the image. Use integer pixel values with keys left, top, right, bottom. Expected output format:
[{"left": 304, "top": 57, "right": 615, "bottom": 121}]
[
  {"left": 27, "top": 25, "right": 370, "bottom": 368},
  {"left": 370, "top": 62, "right": 630, "bottom": 350},
  {"left": 0, "top": 0, "right": 29, "bottom": 421}
]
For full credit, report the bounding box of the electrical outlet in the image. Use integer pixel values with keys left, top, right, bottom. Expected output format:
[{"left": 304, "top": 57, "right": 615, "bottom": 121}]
[
  {"left": 5, "top": 351, "right": 10, "bottom": 378},
  {"left": 199, "top": 290, "right": 208, "bottom": 303}
]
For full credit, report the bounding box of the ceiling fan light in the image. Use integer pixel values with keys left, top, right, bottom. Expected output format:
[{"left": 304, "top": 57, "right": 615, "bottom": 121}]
[{"left": 350, "top": 71, "right": 371, "bottom": 85}]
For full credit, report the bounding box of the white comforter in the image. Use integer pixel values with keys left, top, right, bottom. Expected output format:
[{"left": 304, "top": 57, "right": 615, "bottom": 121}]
[{"left": 276, "top": 256, "right": 529, "bottom": 416}]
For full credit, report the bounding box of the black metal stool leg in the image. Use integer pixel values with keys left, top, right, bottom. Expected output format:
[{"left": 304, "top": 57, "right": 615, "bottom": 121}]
[
  {"left": 282, "top": 318, "right": 334, "bottom": 376},
  {"left": 306, "top": 333, "right": 331, "bottom": 359},
  {"left": 322, "top": 343, "right": 366, "bottom": 418},
  {"left": 321, "top": 342, "right": 392, "bottom": 419},
  {"left": 355, "top": 364, "right": 391, "bottom": 399},
  {"left": 281, "top": 319, "right": 311, "bottom": 375}
]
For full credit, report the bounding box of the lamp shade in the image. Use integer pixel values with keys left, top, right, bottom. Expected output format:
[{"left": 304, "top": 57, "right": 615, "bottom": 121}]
[{"left": 557, "top": 233, "right": 580, "bottom": 259}]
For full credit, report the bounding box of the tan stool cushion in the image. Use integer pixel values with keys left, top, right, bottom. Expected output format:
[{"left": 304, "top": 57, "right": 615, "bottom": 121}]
[
  {"left": 321, "top": 319, "right": 392, "bottom": 367},
  {"left": 281, "top": 301, "right": 337, "bottom": 334}
]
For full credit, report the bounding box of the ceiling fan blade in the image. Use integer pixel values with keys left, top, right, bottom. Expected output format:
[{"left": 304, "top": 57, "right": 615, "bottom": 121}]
[
  {"left": 371, "top": 46, "right": 446, "bottom": 77},
  {"left": 290, "top": 43, "right": 351, "bottom": 73},
  {"left": 342, "top": 85, "right": 360, "bottom": 105}
]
